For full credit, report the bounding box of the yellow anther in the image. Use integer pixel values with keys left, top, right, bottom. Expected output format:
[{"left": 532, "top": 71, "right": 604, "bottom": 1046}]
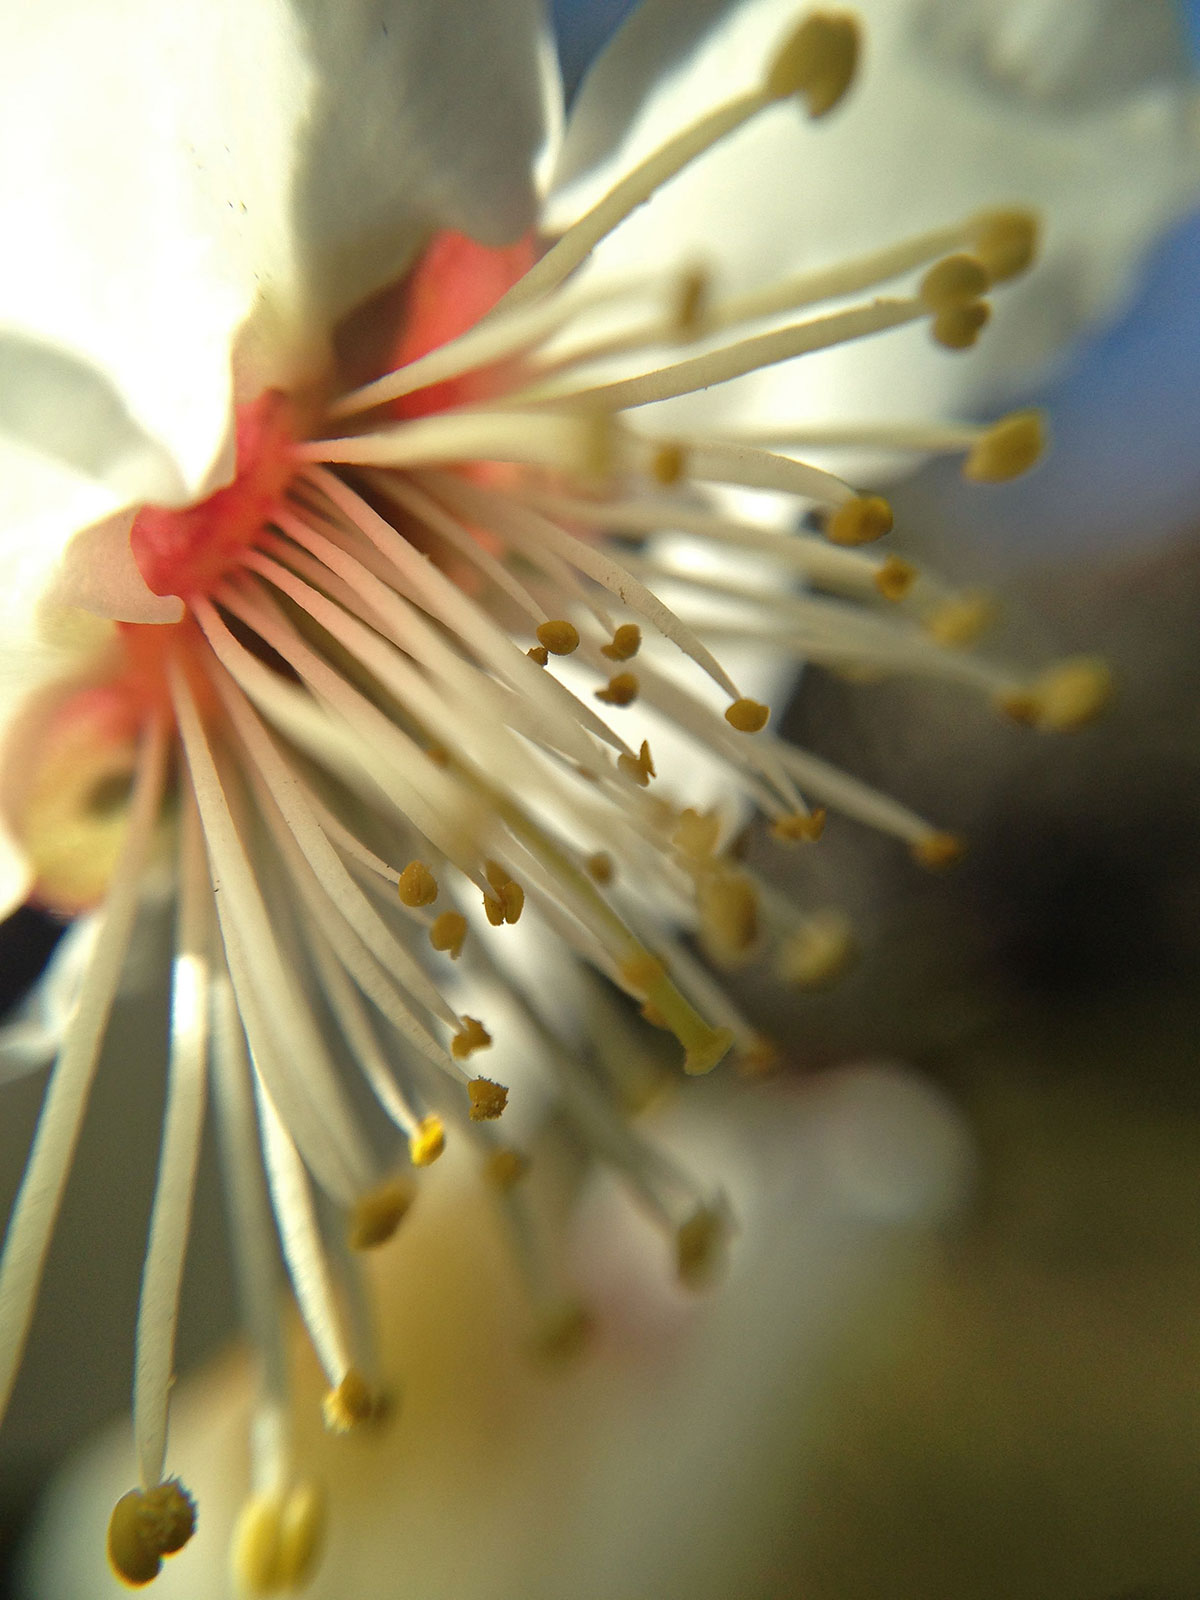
[
  {"left": 827, "top": 494, "right": 893, "bottom": 546},
  {"left": 485, "top": 859, "right": 511, "bottom": 892},
  {"left": 676, "top": 1204, "right": 729, "bottom": 1289},
  {"left": 674, "top": 807, "right": 721, "bottom": 860},
  {"left": 765, "top": 10, "right": 860, "bottom": 116},
  {"left": 396, "top": 860, "right": 438, "bottom": 908},
  {"left": 919, "top": 253, "right": 990, "bottom": 311},
  {"left": 108, "top": 1481, "right": 197, "bottom": 1588},
  {"left": 483, "top": 892, "right": 506, "bottom": 926},
  {"left": 618, "top": 739, "right": 655, "bottom": 786},
  {"left": 683, "top": 1024, "right": 736, "bottom": 1076},
  {"left": 601, "top": 623, "right": 641, "bottom": 662},
  {"left": 673, "top": 267, "right": 709, "bottom": 336},
  {"left": 426, "top": 744, "right": 450, "bottom": 767},
  {"left": 620, "top": 950, "right": 668, "bottom": 995},
  {"left": 698, "top": 869, "right": 760, "bottom": 964},
  {"left": 536, "top": 619, "right": 580, "bottom": 656},
  {"left": 429, "top": 910, "right": 467, "bottom": 959},
  {"left": 347, "top": 1176, "right": 416, "bottom": 1250},
  {"left": 736, "top": 1034, "right": 781, "bottom": 1079},
  {"left": 595, "top": 672, "right": 639, "bottom": 706},
  {"left": 999, "top": 656, "right": 1112, "bottom": 732},
  {"left": 771, "top": 807, "right": 827, "bottom": 844},
  {"left": 724, "top": 697, "right": 770, "bottom": 733},
  {"left": 483, "top": 864, "right": 525, "bottom": 925},
  {"left": 468, "top": 1076, "right": 509, "bottom": 1121},
  {"left": 533, "top": 1300, "right": 594, "bottom": 1362},
  {"left": 409, "top": 1114, "right": 446, "bottom": 1167},
  {"left": 777, "top": 908, "right": 857, "bottom": 988},
  {"left": 932, "top": 299, "right": 991, "bottom": 350},
  {"left": 923, "top": 589, "right": 995, "bottom": 647},
  {"left": 484, "top": 1147, "right": 529, "bottom": 1189},
  {"left": 652, "top": 442, "right": 686, "bottom": 485},
  {"left": 585, "top": 850, "right": 614, "bottom": 884},
  {"left": 970, "top": 207, "right": 1040, "bottom": 282},
  {"left": 322, "top": 1369, "right": 375, "bottom": 1433},
  {"left": 526, "top": 644, "right": 550, "bottom": 666},
  {"left": 911, "top": 831, "right": 967, "bottom": 870},
  {"left": 452, "top": 1016, "right": 492, "bottom": 1059},
  {"left": 964, "top": 410, "right": 1046, "bottom": 482},
  {"left": 873, "top": 556, "right": 918, "bottom": 601},
  {"left": 232, "top": 1481, "right": 327, "bottom": 1598}
]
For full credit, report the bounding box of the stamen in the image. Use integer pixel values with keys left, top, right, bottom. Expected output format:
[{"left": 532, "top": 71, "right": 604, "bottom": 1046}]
[
  {"left": 108, "top": 1480, "right": 196, "bottom": 1588},
  {"left": 232, "top": 1481, "right": 327, "bottom": 1598}
]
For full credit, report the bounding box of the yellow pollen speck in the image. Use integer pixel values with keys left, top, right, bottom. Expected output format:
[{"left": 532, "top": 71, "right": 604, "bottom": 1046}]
[
  {"left": 970, "top": 207, "right": 1040, "bottom": 282},
  {"left": 409, "top": 1115, "right": 446, "bottom": 1167},
  {"left": 484, "top": 1147, "right": 529, "bottom": 1189},
  {"left": 618, "top": 739, "right": 655, "bottom": 786},
  {"left": 777, "top": 908, "right": 857, "bottom": 988},
  {"left": 468, "top": 1076, "right": 509, "bottom": 1121},
  {"left": 652, "top": 442, "right": 686, "bottom": 485},
  {"left": 527, "top": 644, "right": 550, "bottom": 666},
  {"left": 452, "top": 1016, "right": 492, "bottom": 1059},
  {"left": 429, "top": 910, "right": 467, "bottom": 960},
  {"left": 999, "top": 656, "right": 1112, "bottom": 731},
  {"left": 932, "top": 299, "right": 991, "bottom": 350},
  {"left": 674, "top": 807, "right": 721, "bottom": 860},
  {"left": 323, "top": 1369, "right": 375, "bottom": 1433},
  {"left": 536, "top": 619, "right": 580, "bottom": 656},
  {"left": 912, "top": 831, "right": 967, "bottom": 870},
  {"left": 396, "top": 860, "right": 438, "bottom": 908},
  {"left": 601, "top": 623, "right": 641, "bottom": 661},
  {"left": 873, "top": 556, "right": 918, "bottom": 601},
  {"left": 771, "top": 807, "right": 827, "bottom": 843},
  {"left": 765, "top": 10, "right": 860, "bottom": 117},
  {"left": 585, "top": 850, "right": 614, "bottom": 884},
  {"left": 108, "top": 1481, "right": 197, "bottom": 1588},
  {"left": 827, "top": 494, "right": 893, "bottom": 546},
  {"left": 676, "top": 1204, "right": 728, "bottom": 1289},
  {"left": 232, "top": 1481, "right": 327, "bottom": 1599},
  {"left": 964, "top": 410, "right": 1046, "bottom": 482},
  {"left": 919, "top": 252, "right": 990, "bottom": 311},
  {"left": 923, "top": 589, "right": 995, "bottom": 647},
  {"left": 595, "top": 672, "right": 639, "bottom": 706},
  {"left": 724, "top": 697, "right": 769, "bottom": 733},
  {"left": 347, "top": 1176, "right": 416, "bottom": 1250}
]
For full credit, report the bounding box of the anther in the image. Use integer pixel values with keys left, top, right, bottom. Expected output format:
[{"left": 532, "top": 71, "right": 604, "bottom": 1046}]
[
  {"left": 108, "top": 1481, "right": 197, "bottom": 1588},
  {"left": 484, "top": 1147, "right": 529, "bottom": 1189},
  {"left": 429, "top": 911, "right": 467, "bottom": 959},
  {"left": 777, "top": 909, "right": 857, "bottom": 988},
  {"left": 874, "top": 556, "right": 918, "bottom": 601},
  {"left": 923, "top": 590, "right": 995, "bottom": 647},
  {"left": 932, "top": 300, "right": 991, "bottom": 350},
  {"left": 601, "top": 623, "right": 641, "bottom": 662},
  {"left": 468, "top": 1077, "right": 509, "bottom": 1121},
  {"left": 347, "top": 1176, "right": 417, "bottom": 1250},
  {"left": 771, "top": 807, "right": 827, "bottom": 843},
  {"left": 452, "top": 1017, "right": 492, "bottom": 1059},
  {"left": 724, "top": 697, "right": 770, "bottom": 733},
  {"left": 409, "top": 1115, "right": 446, "bottom": 1167},
  {"left": 527, "top": 644, "right": 550, "bottom": 666},
  {"left": 483, "top": 861, "right": 524, "bottom": 924},
  {"left": 536, "top": 619, "right": 580, "bottom": 656},
  {"left": 919, "top": 253, "right": 990, "bottom": 311},
  {"left": 676, "top": 1203, "right": 729, "bottom": 1288},
  {"left": 999, "top": 656, "right": 1112, "bottom": 731},
  {"left": 232, "top": 1481, "right": 327, "bottom": 1598},
  {"left": 322, "top": 1369, "right": 375, "bottom": 1433},
  {"left": 827, "top": 494, "right": 893, "bottom": 546},
  {"left": 969, "top": 207, "right": 1040, "bottom": 282},
  {"left": 674, "top": 808, "right": 721, "bottom": 860},
  {"left": 652, "top": 443, "right": 686, "bottom": 485},
  {"left": 698, "top": 870, "right": 760, "bottom": 964},
  {"left": 911, "top": 831, "right": 967, "bottom": 870},
  {"left": 396, "top": 860, "right": 438, "bottom": 908},
  {"left": 595, "top": 672, "right": 639, "bottom": 706},
  {"left": 736, "top": 1035, "right": 781, "bottom": 1078},
  {"left": 765, "top": 11, "right": 861, "bottom": 117},
  {"left": 618, "top": 739, "right": 656, "bottom": 785},
  {"left": 963, "top": 410, "right": 1045, "bottom": 482},
  {"left": 585, "top": 851, "right": 614, "bottom": 884}
]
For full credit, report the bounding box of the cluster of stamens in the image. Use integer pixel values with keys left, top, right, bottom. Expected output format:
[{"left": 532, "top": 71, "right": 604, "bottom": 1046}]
[{"left": 0, "top": 10, "right": 1110, "bottom": 1593}]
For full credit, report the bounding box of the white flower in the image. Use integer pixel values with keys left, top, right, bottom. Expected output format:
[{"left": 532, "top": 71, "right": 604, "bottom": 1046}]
[{"left": 0, "top": 0, "right": 1192, "bottom": 1592}]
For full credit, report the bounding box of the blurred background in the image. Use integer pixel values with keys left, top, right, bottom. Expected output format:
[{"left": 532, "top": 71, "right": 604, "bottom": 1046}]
[{"left": 4, "top": 2, "right": 1200, "bottom": 1597}]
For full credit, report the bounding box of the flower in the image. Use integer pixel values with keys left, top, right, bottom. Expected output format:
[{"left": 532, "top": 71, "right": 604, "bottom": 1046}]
[{"left": 0, "top": 0, "right": 1191, "bottom": 1591}]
